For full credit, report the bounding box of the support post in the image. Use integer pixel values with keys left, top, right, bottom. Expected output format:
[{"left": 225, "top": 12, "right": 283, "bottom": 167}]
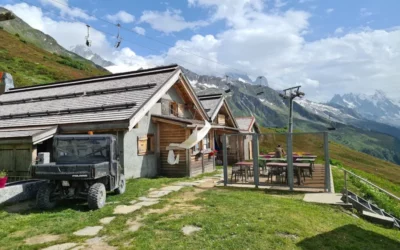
[
  {"left": 288, "top": 98, "right": 294, "bottom": 133},
  {"left": 323, "top": 132, "right": 331, "bottom": 193},
  {"left": 222, "top": 134, "right": 228, "bottom": 186},
  {"left": 344, "top": 171, "right": 349, "bottom": 204},
  {"left": 252, "top": 134, "right": 259, "bottom": 188},
  {"left": 286, "top": 132, "right": 294, "bottom": 191}
]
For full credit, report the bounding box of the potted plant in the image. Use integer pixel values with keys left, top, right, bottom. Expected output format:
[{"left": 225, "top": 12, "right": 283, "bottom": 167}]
[{"left": 0, "top": 170, "right": 7, "bottom": 188}]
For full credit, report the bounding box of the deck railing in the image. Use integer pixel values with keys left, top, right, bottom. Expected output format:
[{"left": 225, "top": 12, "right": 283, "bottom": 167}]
[{"left": 343, "top": 169, "right": 400, "bottom": 204}]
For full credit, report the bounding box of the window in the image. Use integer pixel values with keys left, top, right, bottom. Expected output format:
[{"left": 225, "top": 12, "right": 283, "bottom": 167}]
[
  {"left": 203, "top": 133, "right": 210, "bottom": 150},
  {"left": 178, "top": 104, "right": 185, "bottom": 117},
  {"left": 138, "top": 134, "right": 154, "bottom": 155},
  {"left": 218, "top": 114, "right": 226, "bottom": 125}
]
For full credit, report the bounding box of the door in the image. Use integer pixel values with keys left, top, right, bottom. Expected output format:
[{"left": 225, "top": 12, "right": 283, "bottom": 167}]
[{"left": 0, "top": 144, "right": 32, "bottom": 177}]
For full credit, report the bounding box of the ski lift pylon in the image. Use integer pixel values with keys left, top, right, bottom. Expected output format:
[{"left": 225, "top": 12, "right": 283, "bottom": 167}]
[
  {"left": 85, "top": 24, "right": 91, "bottom": 47},
  {"left": 114, "top": 23, "right": 122, "bottom": 48}
]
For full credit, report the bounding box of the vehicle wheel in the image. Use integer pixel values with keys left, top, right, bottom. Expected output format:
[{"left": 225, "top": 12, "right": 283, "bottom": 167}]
[
  {"left": 114, "top": 174, "right": 126, "bottom": 195},
  {"left": 36, "top": 183, "right": 57, "bottom": 210},
  {"left": 87, "top": 183, "right": 106, "bottom": 210}
]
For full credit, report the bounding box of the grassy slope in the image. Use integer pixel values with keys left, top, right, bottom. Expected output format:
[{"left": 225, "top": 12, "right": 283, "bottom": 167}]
[
  {"left": 0, "top": 29, "right": 108, "bottom": 87},
  {"left": 2, "top": 180, "right": 399, "bottom": 250}
]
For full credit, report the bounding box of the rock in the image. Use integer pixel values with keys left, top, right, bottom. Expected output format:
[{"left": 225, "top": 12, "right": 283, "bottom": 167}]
[
  {"left": 83, "top": 237, "right": 117, "bottom": 250},
  {"left": 41, "top": 243, "right": 77, "bottom": 250},
  {"left": 24, "top": 234, "right": 61, "bottom": 245},
  {"left": 113, "top": 204, "right": 143, "bottom": 215},
  {"left": 160, "top": 186, "right": 183, "bottom": 192},
  {"left": 73, "top": 226, "right": 103, "bottom": 237},
  {"left": 182, "top": 225, "right": 202, "bottom": 235},
  {"left": 129, "top": 200, "right": 137, "bottom": 204},
  {"left": 99, "top": 217, "right": 116, "bottom": 225}
]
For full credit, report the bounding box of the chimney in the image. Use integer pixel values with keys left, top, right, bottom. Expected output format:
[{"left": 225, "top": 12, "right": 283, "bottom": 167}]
[{"left": 0, "top": 72, "right": 14, "bottom": 95}]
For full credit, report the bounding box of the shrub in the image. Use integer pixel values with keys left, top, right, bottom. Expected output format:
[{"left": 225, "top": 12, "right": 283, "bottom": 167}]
[{"left": 0, "top": 170, "right": 7, "bottom": 178}]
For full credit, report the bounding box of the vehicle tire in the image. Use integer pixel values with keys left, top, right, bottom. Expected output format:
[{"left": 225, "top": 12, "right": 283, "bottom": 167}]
[
  {"left": 87, "top": 183, "right": 106, "bottom": 210},
  {"left": 36, "top": 183, "right": 57, "bottom": 210},
  {"left": 114, "top": 174, "right": 126, "bottom": 195}
]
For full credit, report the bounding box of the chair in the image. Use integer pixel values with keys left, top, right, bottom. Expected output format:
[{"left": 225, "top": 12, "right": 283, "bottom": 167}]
[
  {"left": 266, "top": 166, "right": 285, "bottom": 184},
  {"left": 231, "top": 165, "right": 245, "bottom": 182}
]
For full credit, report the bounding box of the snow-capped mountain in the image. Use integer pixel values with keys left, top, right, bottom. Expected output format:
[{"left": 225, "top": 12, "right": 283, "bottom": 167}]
[
  {"left": 226, "top": 72, "right": 253, "bottom": 84},
  {"left": 295, "top": 99, "right": 360, "bottom": 123},
  {"left": 70, "top": 45, "right": 114, "bottom": 68},
  {"left": 254, "top": 76, "right": 269, "bottom": 87},
  {"left": 330, "top": 90, "right": 400, "bottom": 127}
]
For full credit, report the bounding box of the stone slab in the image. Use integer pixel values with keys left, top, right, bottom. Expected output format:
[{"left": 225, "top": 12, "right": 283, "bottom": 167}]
[
  {"left": 73, "top": 226, "right": 103, "bottom": 237},
  {"left": 147, "top": 190, "right": 172, "bottom": 198},
  {"left": 0, "top": 180, "right": 46, "bottom": 205},
  {"left": 182, "top": 225, "right": 202, "bottom": 235},
  {"left": 174, "top": 182, "right": 198, "bottom": 187},
  {"left": 41, "top": 243, "right": 77, "bottom": 250},
  {"left": 113, "top": 204, "right": 143, "bottom": 215},
  {"left": 138, "top": 197, "right": 160, "bottom": 201},
  {"left": 303, "top": 193, "right": 348, "bottom": 205},
  {"left": 161, "top": 186, "right": 184, "bottom": 192},
  {"left": 136, "top": 200, "right": 159, "bottom": 207},
  {"left": 99, "top": 217, "right": 115, "bottom": 225}
]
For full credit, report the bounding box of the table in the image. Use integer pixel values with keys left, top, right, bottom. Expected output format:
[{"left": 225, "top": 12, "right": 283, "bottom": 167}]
[
  {"left": 266, "top": 162, "right": 313, "bottom": 185},
  {"left": 259, "top": 158, "right": 287, "bottom": 162}
]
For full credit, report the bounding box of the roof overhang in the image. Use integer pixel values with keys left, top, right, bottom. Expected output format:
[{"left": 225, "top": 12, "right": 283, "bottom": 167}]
[{"left": 0, "top": 125, "right": 58, "bottom": 145}]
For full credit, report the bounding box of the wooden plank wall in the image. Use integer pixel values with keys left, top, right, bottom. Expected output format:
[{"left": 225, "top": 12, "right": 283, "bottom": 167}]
[{"left": 159, "top": 123, "right": 188, "bottom": 177}]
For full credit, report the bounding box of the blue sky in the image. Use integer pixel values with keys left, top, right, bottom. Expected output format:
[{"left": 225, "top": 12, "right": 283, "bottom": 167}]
[{"left": 2, "top": 0, "right": 400, "bottom": 102}]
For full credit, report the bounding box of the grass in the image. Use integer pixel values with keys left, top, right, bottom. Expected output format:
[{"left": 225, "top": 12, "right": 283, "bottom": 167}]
[
  {"left": 2, "top": 175, "right": 400, "bottom": 250},
  {"left": 0, "top": 177, "right": 184, "bottom": 250},
  {"left": 0, "top": 29, "right": 108, "bottom": 88},
  {"left": 107, "top": 187, "right": 400, "bottom": 249}
]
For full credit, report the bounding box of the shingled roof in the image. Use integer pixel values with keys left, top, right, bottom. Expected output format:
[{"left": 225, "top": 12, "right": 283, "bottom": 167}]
[{"left": 0, "top": 65, "right": 202, "bottom": 130}]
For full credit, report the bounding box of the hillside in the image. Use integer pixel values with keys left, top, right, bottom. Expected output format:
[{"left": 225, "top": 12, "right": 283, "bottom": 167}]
[{"left": 0, "top": 28, "right": 108, "bottom": 87}]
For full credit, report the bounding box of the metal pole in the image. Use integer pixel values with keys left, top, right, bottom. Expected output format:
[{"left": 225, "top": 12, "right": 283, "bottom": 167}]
[
  {"left": 222, "top": 134, "right": 228, "bottom": 186},
  {"left": 323, "top": 132, "right": 331, "bottom": 193},
  {"left": 344, "top": 171, "right": 349, "bottom": 204},
  {"left": 288, "top": 97, "right": 294, "bottom": 133},
  {"left": 252, "top": 134, "right": 259, "bottom": 188},
  {"left": 286, "top": 132, "right": 294, "bottom": 191}
]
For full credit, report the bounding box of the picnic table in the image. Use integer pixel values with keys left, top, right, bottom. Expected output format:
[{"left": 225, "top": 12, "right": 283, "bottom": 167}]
[
  {"left": 265, "top": 162, "right": 313, "bottom": 185},
  {"left": 259, "top": 158, "right": 287, "bottom": 162}
]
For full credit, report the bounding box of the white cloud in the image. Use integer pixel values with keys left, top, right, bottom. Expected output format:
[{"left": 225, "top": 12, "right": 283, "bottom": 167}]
[
  {"left": 360, "top": 8, "right": 372, "bottom": 17},
  {"left": 326, "top": 8, "right": 334, "bottom": 14},
  {"left": 298, "top": 0, "right": 314, "bottom": 3},
  {"left": 39, "top": 0, "right": 94, "bottom": 20},
  {"left": 133, "top": 26, "right": 146, "bottom": 35},
  {"left": 159, "top": 3, "right": 400, "bottom": 101},
  {"left": 105, "top": 10, "right": 135, "bottom": 24},
  {"left": 274, "top": 0, "right": 287, "bottom": 9},
  {"left": 106, "top": 48, "right": 162, "bottom": 73},
  {"left": 139, "top": 9, "right": 208, "bottom": 33},
  {"left": 334, "top": 27, "right": 344, "bottom": 34}
]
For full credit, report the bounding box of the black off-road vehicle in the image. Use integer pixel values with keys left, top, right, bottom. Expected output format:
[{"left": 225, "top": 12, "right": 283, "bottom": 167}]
[{"left": 31, "top": 134, "right": 126, "bottom": 210}]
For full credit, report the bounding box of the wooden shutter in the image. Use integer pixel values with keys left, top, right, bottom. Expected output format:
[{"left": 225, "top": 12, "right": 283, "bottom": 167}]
[{"left": 138, "top": 136, "right": 148, "bottom": 155}]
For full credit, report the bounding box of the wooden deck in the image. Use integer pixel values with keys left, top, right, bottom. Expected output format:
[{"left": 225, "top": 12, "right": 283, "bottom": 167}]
[{"left": 227, "top": 164, "right": 326, "bottom": 190}]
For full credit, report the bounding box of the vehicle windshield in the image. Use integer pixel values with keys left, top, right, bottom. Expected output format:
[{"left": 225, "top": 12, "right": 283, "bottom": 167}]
[{"left": 54, "top": 138, "right": 110, "bottom": 164}]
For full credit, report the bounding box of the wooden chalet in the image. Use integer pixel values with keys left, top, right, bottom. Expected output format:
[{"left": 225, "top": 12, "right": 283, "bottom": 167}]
[{"left": 0, "top": 65, "right": 234, "bottom": 179}]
